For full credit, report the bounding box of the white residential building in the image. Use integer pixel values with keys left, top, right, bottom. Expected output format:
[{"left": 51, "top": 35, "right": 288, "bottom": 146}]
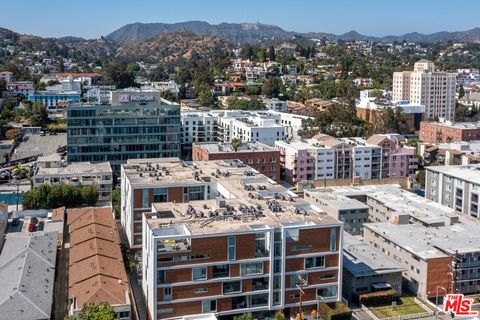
[
  {"left": 34, "top": 162, "right": 113, "bottom": 201},
  {"left": 392, "top": 59, "right": 456, "bottom": 120}
]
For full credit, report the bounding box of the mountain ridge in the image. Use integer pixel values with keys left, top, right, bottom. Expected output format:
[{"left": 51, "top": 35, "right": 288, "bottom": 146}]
[{"left": 105, "top": 21, "right": 480, "bottom": 44}]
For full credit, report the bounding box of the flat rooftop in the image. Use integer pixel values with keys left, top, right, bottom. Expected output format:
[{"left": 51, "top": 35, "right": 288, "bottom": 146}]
[
  {"left": 365, "top": 217, "right": 480, "bottom": 259},
  {"left": 427, "top": 164, "right": 480, "bottom": 184},
  {"left": 306, "top": 190, "right": 369, "bottom": 211},
  {"left": 366, "top": 185, "right": 456, "bottom": 225},
  {"left": 343, "top": 233, "right": 405, "bottom": 276},
  {"left": 36, "top": 161, "right": 112, "bottom": 176},
  {"left": 195, "top": 142, "right": 278, "bottom": 153},
  {"left": 424, "top": 121, "right": 480, "bottom": 130},
  {"left": 138, "top": 159, "right": 340, "bottom": 236}
]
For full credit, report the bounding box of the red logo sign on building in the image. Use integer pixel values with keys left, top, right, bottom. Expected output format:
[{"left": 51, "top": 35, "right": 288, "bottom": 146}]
[{"left": 444, "top": 294, "right": 478, "bottom": 316}]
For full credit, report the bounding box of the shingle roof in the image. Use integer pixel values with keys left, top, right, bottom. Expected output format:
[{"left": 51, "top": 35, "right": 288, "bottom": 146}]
[
  {"left": 67, "top": 207, "right": 129, "bottom": 310},
  {"left": 0, "top": 232, "right": 58, "bottom": 320}
]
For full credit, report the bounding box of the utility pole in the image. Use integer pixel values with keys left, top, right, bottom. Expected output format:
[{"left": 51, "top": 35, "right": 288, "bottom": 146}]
[{"left": 296, "top": 274, "right": 308, "bottom": 319}]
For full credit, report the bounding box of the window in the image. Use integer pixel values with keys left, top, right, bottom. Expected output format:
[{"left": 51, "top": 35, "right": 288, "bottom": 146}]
[
  {"left": 330, "top": 228, "right": 337, "bottom": 251},
  {"left": 291, "top": 273, "right": 308, "bottom": 287},
  {"left": 251, "top": 293, "right": 269, "bottom": 307},
  {"left": 153, "top": 188, "right": 168, "bottom": 202},
  {"left": 291, "top": 244, "right": 312, "bottom": 251},
  {"left": 255, "top": 232, "right": 269, "bottom": 257},
  {"left": 157, "top": 270, "right": 165, "bottom": 284},
  {"left": 223, "top": 280, "right": 242, "bottom": 294},
  {"left": 158, "top": 308, "right": 173, "bottom": 315},
  {"left": 142, "top": 189, "right": 149, "bottom": 208},
  {"left": 195, "top": 288, "right": 208, "bottom": 293},
  {"left": 286, "top": 228, "right": 299, "bottom": 242},
  {"left": 212, "top": 264, "right": 230, "bottom": 278},
  {"left": 317, "top": 286, "right": 337, "bottom": 299},
  {"left": 163, "top": 287, "right": 172, "bottom": 301},
  {"left": 305, "top": 256, "right": 325, "bottom": 269},
  {"left": 228, "top": 236, "right": 236, "bottom": 260},
  {"left": 202, "top": 299, "right": 217, "bottom": 313},
  {"left": 192, "top": 267, "right": 207, "bottom": 281},
  {"left": 241, "top": 262, "right": 264, "bottom": 275}
]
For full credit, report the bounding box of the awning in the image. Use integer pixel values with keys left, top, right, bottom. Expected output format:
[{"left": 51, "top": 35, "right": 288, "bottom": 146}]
[{"left": 371, "top": 282, "right": 392, "bottom": 290}]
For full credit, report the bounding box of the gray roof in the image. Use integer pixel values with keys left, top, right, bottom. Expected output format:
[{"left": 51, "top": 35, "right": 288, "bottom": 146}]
[
  {"left": 0, "top": 232, "right": 58, "bottom": 320},
  {"left": 195, "top": 141, "right": 278, "bottom": 153},
  {"left": 343, "top": 234, "right": 405, "bottom": 276},
  {"left": 427, "top": 164, "right": 480, "bottom": 185}
]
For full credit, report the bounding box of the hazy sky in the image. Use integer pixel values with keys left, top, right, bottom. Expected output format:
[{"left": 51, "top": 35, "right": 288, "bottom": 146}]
[{"left": 2, "top": 0, "right": 479, "bottom": 39}]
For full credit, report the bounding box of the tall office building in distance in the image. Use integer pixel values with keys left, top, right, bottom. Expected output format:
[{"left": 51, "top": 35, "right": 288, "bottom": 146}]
[
  {"left": 67, "top": 88, "right": 180, "bottom": 171},
  {"left": 393, "top": 60, "right": 456, "bottom": 121}
]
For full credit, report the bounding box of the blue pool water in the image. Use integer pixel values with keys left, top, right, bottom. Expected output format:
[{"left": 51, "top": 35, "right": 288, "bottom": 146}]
[{"left": 0, "top": 193, "right": 24, "bottom": 205}]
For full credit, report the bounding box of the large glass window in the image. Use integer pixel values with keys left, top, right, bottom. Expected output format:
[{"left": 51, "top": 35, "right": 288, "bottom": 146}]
[
  {"left": 212, "top": 264, "right": 230, "bottom": 278},
  {"left": 189, "top": 186, "right": 205, "bottom": 201},
  {"left": 291, "top": 273, "right": 308, "bottom": 287},
  {"left": 252, "top": 277, "right": 269, "bottom": 291},
  {"left": 202, "top": 299, "right": 217, "bottom": 313},
  {"left": 192, "top": 267, "right": 207, "bottom": 281},
  {"left": 232, "top": 296, "right": 248, "bottom": 310},
  {"left": 153, "top": 188, "right": 168, "bottom": 202},
  {"left": 255, "top": 232, "right": 269, "bottom": 257},
  {"left": 157, "top": 270, "right": 165, "bottom": 284},
  {"left": 251, "top": 293, "right": 269, "bottom": 307},
  {"left": 223, "top": 280, "right": 242, "bottom": 294},
  {"left": 241, "top": 262, "right": 264, "bottom": 275},
  {"left": 330, "top": 228, "right": 337, "bottom": 252},
  {"left": 142, "top": 189, "right": 149, "bottom": 208},
  {"left": 228, "top": 236, "right": 236, "bottom": 260},
  {"left": 317, "top": 285, "right": 338, "bottom": 299},
  {"left": 305, "top": 256, "right": 325, "bottom": 269}
]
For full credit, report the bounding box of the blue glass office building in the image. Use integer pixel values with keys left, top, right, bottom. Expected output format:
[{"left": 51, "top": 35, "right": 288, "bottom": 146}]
[{"left": 67, "top": 89, "right": 180, "bottom": 171}]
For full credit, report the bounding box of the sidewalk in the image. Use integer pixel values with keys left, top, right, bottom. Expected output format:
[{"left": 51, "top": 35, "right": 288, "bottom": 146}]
[{"left": 117, "top": 221, "right": 148, "bottom": 320}]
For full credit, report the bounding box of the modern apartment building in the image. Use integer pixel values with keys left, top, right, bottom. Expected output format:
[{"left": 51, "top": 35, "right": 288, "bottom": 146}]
[
  {"left": 425, "top": 164, "right": 480, "bottom": 218},
  {"left": 34, "top": 161, "right": 113, "bottom": 201},
  {"left": 304, "top": 189, "right": 369, "bottom": 235},
  {"left": 275, "top": 134, "right": 416, "bottom": 184},
  {"left": 364, "top": 217, "right": 480, "bottom": 300},
  {"left": 180, "top": 110, "right": 311, "bottom": 149},
  {"left": 67, "top": 88, "right": 180, "bottom": 171},
  {"left": 392, "top": 60, "right": 456, "bottom": 120},
  {"left": 343, "top": 233, "right": 405, "bottom": 301},
  {"left": 192, "top": 142, "right": 281, "bottom": 182},
  {"left": 139, "top": 161, "right": 343, "bottom": 320},
  {"left": 419, "top": 120, "right": 480, "bottom": 144},
  {"left": 275, "top": 141, "right": 336, "bottom": 183}
]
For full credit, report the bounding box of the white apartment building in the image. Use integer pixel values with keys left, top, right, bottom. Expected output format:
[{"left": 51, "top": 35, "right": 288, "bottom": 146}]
[
  {"left": 341, "top": 138, "right": 378, "bottom": 180},
  {"left": 180, "top": 110, "right": 311, "bottom": 149},
  {"left": 34, "top": 161, "right": 113, "bottom": 201},
  {"left": 393, "top": 60, "right": 456, "bottom": 120}
]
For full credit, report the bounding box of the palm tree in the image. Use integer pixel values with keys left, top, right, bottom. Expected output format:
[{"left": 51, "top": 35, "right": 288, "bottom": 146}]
[
  {"left": 231, "top": 138, "right": 242, "bottom": 152},
  {"left": 231, "top": 138, "right": 242, "bottom": 164}
]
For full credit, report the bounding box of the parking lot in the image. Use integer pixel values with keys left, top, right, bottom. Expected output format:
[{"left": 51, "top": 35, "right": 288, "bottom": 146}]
[
  {"left": 6, "top": 216, "right": 48, "bottom": 234},
  {"left": 15, "top": 133, "right": 66, "bottom": 159}
]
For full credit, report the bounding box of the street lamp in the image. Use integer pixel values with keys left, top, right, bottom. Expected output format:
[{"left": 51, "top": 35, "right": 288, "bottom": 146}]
[
  {"left": 316, "top": 295, "right": 324, "bottom": 320},
  {"left": 435, "top": 285, "right": 447, "bottom": 320}
]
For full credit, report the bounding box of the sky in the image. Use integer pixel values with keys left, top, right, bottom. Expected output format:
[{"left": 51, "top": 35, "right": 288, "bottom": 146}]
[{"left": 2, "top": 0, "right": 480, "bottom": 39}]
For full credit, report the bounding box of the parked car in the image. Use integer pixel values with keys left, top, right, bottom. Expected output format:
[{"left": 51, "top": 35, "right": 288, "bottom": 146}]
[
  {"left": 37, "top": 221, "right": 45, "bottom": 231},
  {"left": 28, "top": 217, "right": 38, "bottom": 232},
  {"left": 11, "top": 218, "right": 19, "bottom": 226}
]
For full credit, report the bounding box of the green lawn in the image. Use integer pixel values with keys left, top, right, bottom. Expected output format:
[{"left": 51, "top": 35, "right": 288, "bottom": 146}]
[{"left": 368, "top": 297, "right": 428, "bottom": 318}]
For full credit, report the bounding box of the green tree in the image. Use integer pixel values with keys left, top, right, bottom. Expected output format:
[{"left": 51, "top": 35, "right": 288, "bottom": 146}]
[
  {"left": 268, "top": 46, "right": 276, "bottom": 61},
  {"left": 81, "top": 186, "right": 99, "bottom": 206},
  {"left": 0, "top": 79, "right": 6, "bottom": 94},
  {"left": 234, "top": 315, "right": 254, "bottom": 320},
  {"left": 111, "top": 188, "right": 120, "bottom": 218},
  {"left": 197, "top": 87, "right": 214, "bottom": 108},
  {"left": 262, "top": 76, "right": 282, "bottom": 97},
  {"left": 105, "top": 62, "right": 136, "bottom": 89},
  {"left": 231, "top": 138, "right": 242, "bottom": 152},
  {"left": 458, "top": 84, "right": 465, "bottom": 99},
  {"left": 77, "top": 302, "right": 116, "bottom": 320}
]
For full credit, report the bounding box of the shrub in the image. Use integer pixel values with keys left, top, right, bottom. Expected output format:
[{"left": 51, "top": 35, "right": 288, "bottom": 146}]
[
  {"left": 319, "top": 302, "right": 352, "bottom": 320},
  {"left": 359, "top": 289, "right": 397, "bottom": 306}
]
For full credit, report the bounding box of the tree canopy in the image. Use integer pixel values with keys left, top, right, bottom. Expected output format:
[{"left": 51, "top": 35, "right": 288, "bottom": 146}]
[{"left": 23, "top": 184, "right": 99, "bottom": 209}]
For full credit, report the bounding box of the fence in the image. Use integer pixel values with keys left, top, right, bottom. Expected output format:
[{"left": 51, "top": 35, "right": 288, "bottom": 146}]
[{"left": 361, "top": 298, "right": 434, "bottom": 320}]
